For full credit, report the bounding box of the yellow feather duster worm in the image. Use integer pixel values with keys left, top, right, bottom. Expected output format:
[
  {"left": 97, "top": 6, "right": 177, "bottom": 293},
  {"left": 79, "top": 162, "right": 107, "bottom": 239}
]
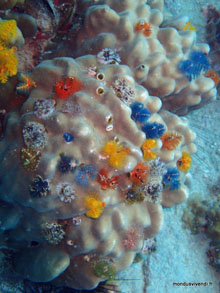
[
  {"left": 177, "top": 152, "right": 192, "bottom": 172},
  {"left": 141, "top": 139, "right": 157, "bottom": 161},
  {"left": 0, "top": 20, "right": 18, "bottom": 83},
  {"left": 0, "top": 46, "right": 18, "bottom": 83},
  {"left": 85, "top": 194, "right": 106, "bottom": 219},
  {"left": 0, "top": 20, "right": 17, "bottom": 46},
  {"left": 102, "top": 140, "right": 130, "bottom": 168}
]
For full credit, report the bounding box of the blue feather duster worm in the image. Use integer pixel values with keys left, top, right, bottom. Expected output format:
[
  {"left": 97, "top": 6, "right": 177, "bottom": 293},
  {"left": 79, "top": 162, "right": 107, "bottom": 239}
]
[
  {"left": 178, "top": 51, "right": 210, "bottom": 81},
  {"left": 189, "top": 51, "right": 210, "bottom": 72},
  {"left": 142, "top": 122, "right": 165, "bottom": 139},
  {"left": 131, "top": 102, "right": 151, "bottom": 124},
  {"left": 162, "top": 168, "right": 180, "bottom": 190},
  {"left": 74, "top": 164, "right": 98, "bottom": 187}
]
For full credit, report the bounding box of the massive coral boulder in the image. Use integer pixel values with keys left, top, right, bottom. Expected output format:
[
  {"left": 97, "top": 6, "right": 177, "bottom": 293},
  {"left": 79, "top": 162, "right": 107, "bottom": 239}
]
[{"left": 0, "top": 55, "right": 195, "bottom": 289}]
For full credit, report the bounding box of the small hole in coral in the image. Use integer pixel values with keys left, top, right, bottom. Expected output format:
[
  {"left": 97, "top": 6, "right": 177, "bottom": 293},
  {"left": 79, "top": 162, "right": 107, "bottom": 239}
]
[
  {"left": 107, "top": 116, "right": 113, "bottom": 123},
  {"left": 114, "top": 136, "right": 119, "bottom": 143},
  {"left": 30, "top": 241, "right": 40, "bottom": 247},
  {"left": 96, "top": 87, "right": 105, "bottom": 95},
  {"left": 96, "top": 73, "right": 105, "bottom": 81}
]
